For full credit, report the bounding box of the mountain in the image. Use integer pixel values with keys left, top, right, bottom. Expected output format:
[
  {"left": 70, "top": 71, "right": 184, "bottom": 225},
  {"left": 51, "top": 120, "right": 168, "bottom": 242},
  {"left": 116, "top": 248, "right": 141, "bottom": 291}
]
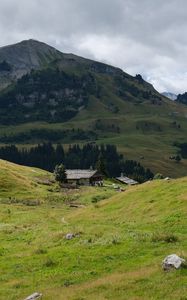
[
  {"left": 0, "top": 39, "right": 187, "bottom": 177},
  {"left": 0, "top": 39, "right": 165, "bottom": 124},
  {"left": 162, "top": 92, "right": 177, "bottom": 100},
  {"left": 176, "top": 92, "right": 187, "bottom": 105}
]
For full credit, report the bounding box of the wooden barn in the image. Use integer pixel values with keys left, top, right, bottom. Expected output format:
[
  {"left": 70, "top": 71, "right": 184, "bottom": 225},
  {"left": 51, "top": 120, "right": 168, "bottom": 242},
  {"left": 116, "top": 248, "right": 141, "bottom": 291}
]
[{"left": 66, "top": 169, "right": 103, "bottom": 186}]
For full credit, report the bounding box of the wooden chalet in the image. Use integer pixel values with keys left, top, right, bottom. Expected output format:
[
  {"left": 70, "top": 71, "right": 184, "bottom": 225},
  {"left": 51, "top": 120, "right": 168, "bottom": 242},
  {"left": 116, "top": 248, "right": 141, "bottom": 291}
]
[{"left": 66, "top": 169, "right": 103, "bottom": 186}]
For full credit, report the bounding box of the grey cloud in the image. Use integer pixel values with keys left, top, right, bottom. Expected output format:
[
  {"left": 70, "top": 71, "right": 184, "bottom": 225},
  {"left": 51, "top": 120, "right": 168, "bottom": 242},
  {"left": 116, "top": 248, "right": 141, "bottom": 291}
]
[{"left": 0, "top": 0, "right": 187, "bottom": 93}]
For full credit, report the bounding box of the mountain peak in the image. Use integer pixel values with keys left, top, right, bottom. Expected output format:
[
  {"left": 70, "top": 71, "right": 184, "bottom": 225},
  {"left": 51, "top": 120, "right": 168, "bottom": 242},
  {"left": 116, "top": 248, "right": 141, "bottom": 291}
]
[
  {"left": 0, "top": 39, "right": 63, "bottom": 90},
  {"left": 17, "top": 38, "right": 55, "bottom": 48},
  {"left": 0, "top": 38, "right": 60, "bottom": 54}
]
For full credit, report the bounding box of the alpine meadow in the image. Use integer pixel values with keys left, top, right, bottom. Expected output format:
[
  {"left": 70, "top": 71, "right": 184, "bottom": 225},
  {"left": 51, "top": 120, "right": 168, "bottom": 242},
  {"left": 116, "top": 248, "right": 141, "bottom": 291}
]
[{"left": 0, "top": 1, "right": 187, "bottom": 299}]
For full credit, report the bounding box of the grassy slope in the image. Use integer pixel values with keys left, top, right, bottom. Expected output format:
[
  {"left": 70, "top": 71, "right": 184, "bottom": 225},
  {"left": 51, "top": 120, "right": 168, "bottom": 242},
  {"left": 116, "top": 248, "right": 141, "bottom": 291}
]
[
  {"left": 1, "top": 97, "right": 187, "bottom": 177},
  {"left": 0, "top": 159, "right": 54, "bottom": 200},
  {"left": 0, "top": 160, "right": 186, "bottom": 299}
]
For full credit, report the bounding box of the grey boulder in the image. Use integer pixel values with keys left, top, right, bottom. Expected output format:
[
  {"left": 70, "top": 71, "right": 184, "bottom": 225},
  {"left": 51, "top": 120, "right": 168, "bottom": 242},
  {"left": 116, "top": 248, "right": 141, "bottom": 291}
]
[
  {"left": 24, "top": 292, "right": 42, "bottom": 300},
  {"left": 162, "top": 254, "right": 185, "bottom": 270},
  {"left": 65, "top": 233, "right": 75, "bottom": 240}
]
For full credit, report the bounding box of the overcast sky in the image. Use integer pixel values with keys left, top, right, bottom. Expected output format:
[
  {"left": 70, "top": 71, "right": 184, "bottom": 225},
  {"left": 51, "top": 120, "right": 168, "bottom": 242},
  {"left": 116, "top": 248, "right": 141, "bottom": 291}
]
[{"left": 0, "top": 0, "right": 186, "bottom": 94}]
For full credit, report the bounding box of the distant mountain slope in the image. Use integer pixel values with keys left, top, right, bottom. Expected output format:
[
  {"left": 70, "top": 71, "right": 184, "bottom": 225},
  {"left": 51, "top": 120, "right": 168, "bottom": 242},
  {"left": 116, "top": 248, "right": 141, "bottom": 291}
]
[
  {"left": 162, "top": 92, "right": 177, "bottom": 100},
  {"left": 0, "top": 67, "right": 164, "bottom": 124},
  {"left": 0, "top": 39, "right": 173, "bottom": 124},
  {"left": 177, "top": 92, "right": 187, "bottom": 104}
]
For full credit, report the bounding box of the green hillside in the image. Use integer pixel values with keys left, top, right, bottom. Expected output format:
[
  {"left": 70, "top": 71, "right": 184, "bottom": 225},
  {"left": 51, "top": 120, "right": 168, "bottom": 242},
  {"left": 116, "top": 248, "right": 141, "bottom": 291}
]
[
  {"left": 1, "top": 98, "right": 187, "bottom": 177},
  {"left": 0, "top": 160, "right": 186, "bottom": 299},
  {"left": 0, "top": 159, "right": 55, "bottom": 201}
]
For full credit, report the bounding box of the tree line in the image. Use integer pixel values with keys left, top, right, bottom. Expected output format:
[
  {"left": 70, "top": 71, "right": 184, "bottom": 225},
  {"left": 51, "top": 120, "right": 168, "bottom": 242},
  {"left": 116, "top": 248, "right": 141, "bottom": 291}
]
[
  {"left": 0, "top": 143, "right": 153, "bottom": 182},
  {"left": 0, "top": 128, "right": 97, "bottom": 143}
]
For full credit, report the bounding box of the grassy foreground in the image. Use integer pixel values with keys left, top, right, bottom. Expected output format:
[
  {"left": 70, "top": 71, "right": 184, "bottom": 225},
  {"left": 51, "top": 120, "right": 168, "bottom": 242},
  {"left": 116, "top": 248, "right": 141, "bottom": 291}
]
[{"left": 0, "top": 160, "right": 186, "bottom": 299}]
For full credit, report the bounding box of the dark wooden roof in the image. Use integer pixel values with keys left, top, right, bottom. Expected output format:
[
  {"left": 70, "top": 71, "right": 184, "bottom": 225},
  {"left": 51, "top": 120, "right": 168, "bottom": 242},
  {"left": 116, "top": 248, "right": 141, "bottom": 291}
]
[{"left": 66, "top": 169, "right": 101, "bottom": 180}]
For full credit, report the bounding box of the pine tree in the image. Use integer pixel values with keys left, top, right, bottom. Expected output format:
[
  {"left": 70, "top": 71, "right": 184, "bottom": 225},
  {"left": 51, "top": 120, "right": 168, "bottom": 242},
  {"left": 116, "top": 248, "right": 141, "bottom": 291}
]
[
  {"left": 54, "top": 164, "right": 67, "bottom": 184},
  {"left": 96, "top": 154, "right": 107, "bottom": 177}
]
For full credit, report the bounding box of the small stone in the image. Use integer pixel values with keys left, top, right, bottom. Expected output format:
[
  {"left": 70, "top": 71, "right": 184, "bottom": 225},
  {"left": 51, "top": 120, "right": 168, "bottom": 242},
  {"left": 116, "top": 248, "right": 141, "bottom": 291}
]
[
  {"left": 162, "top": 254, "right": 185, "bottom": 271},
  {"left": 24, "top": 292, "right": 42, "bottom": 300},
  {"left": 65, "top": 233, "right": 75, "bottom": 240}
]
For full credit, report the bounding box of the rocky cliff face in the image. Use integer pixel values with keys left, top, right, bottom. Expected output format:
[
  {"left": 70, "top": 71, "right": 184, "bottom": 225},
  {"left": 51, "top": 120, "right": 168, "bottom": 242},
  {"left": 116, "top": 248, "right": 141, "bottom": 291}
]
[
  {"left": 0, "top": 39, "right": 62, "bottom": 90},
  {"left": 177, "top": 92, "right": 187, "bottom": 105}
]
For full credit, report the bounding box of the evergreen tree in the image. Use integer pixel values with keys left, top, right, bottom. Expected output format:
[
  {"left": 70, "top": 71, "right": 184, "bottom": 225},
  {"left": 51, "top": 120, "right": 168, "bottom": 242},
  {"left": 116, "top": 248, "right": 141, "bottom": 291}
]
[
  {"left": 95, "top": 154, "right": 107, "bottom": 176},
  {"left": 55, "top": 143, "right": 65, "bottom": 164},
  {"left": 54, "top": 164, "right": 67, "bottom": 184}
]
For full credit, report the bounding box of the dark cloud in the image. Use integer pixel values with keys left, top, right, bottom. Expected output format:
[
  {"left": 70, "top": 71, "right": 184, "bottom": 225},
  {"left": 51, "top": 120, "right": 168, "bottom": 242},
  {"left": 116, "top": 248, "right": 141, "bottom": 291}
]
[{"left": 0, "top": 0, "right": 186, "bottom": 93}]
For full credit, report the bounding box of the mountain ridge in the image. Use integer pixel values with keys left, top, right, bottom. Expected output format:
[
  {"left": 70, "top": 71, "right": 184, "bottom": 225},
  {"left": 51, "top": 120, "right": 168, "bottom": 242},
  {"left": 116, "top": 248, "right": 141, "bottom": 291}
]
[
  {"left": 0, "top": 39, "right": 154, "bottom": 91},
  {"left": 0, "top": 39, "right": 165, "bottom": 125}
]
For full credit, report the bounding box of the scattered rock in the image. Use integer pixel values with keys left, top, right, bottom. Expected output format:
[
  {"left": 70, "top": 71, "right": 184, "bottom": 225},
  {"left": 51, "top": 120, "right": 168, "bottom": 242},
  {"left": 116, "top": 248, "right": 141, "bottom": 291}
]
[
  {"left": 24, "top": 292, "right": 42, "bottom": 300},
  {"left": 65, "top": 233, "right": 75, "bottom": 240},
  {"left": 162, "top": 254, "right": 185, "bottom": 271},
  {"left": 112, "top": 184, "right": 120, "bottom": 189},
  {"left": 65, "top": 232, "right": 80, "bottom": 240}
]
